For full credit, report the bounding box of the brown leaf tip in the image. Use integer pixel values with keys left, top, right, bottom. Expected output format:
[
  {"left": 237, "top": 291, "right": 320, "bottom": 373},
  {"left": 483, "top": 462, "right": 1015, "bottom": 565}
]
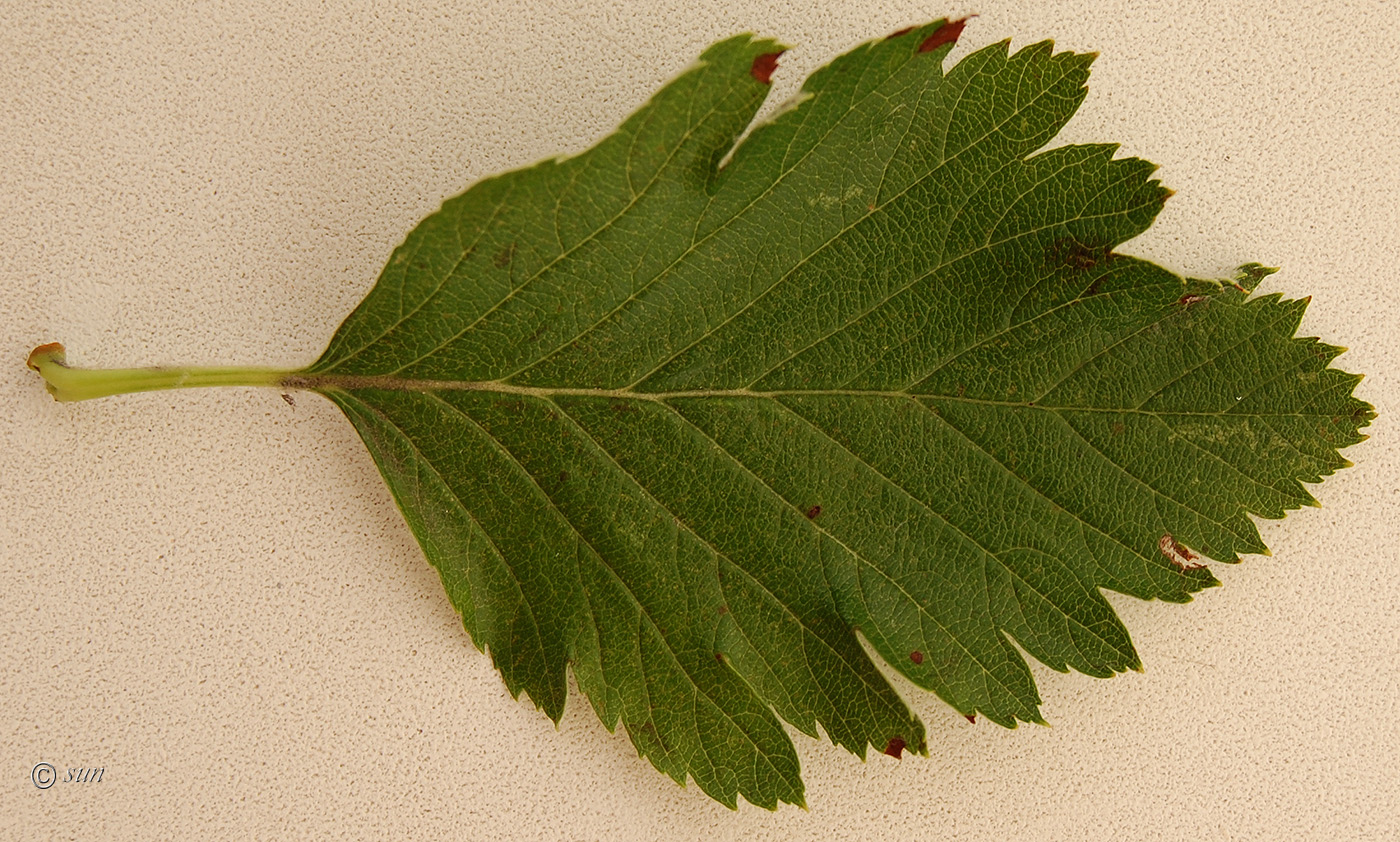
[
  {"left": 919, "top": 16, "right": 973, "bottom": 53},
  {"left": 751, "top": 51, "right": 785, "bottom": 85},
  {"left": 965, "top": 714, "right": 977, "bottom": 724},
  {"left": 884, "top": 737, "right": 907, "bottom": 759},
  {"left": 909, "top": 650, "right": 924, "bottom": 665},
  {"left": 885, "top": 26, "right": 914, "bottom": 40}
]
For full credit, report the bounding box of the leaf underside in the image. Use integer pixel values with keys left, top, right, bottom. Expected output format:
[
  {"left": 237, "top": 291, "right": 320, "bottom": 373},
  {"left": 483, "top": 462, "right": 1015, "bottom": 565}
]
[{"left": 300, "top": 22, "right": 1372, "bottom": 808}]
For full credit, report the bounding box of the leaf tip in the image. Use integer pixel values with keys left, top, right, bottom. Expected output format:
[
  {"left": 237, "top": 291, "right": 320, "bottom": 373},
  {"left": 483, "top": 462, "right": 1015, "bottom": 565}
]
[
  {"left": 883, "top": 736, "right": 907, "bottom": 758},
  {"left": 918, "top": 16, "right": 974, "bottom": 53}
]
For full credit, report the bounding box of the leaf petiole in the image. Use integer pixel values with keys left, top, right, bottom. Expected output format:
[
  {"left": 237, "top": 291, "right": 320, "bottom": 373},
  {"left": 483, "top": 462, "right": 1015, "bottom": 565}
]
[{"left": 27, "top": 343, "right": 293, "bottom": 403}]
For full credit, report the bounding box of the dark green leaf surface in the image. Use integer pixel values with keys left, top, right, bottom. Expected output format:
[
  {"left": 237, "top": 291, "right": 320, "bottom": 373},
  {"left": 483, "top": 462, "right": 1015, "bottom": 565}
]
[{"left": 296, "top": 22, "right": 1372, "bottom": 808}]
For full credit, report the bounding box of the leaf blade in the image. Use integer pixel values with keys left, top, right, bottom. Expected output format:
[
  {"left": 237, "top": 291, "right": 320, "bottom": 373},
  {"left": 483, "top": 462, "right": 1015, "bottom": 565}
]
[{"left": 301, "top": 22, "right": 1374, "bottom": 808}]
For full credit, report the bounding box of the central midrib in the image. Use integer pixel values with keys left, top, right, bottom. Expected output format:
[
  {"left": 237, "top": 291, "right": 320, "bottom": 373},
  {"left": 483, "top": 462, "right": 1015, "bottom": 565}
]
[
  {"left": 289, "top": 373, "right": 997, "bottom": 401},
  {"left": 287, "top": 374, "right": 1314, "bottom": 418}
]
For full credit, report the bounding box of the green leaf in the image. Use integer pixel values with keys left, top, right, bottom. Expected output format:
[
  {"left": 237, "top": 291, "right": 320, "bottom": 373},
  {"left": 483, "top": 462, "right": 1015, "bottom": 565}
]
[{"left": 29, "top": 20, "right": 1373, "bottom": 809}]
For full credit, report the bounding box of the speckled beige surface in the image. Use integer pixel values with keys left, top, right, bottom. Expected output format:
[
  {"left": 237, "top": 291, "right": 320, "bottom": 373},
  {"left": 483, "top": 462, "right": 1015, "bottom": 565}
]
[{"left": 3, "top": 1, "right": 1397, "bottom": 838}]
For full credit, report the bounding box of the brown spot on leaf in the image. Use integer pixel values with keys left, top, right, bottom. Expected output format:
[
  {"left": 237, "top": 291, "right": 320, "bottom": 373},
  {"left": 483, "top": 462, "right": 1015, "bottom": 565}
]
[
  {"left": 1178, "top": 293, "right": 1208, "bottom": 308},
  {"left": 715, "top": 652, "right": 724, "bottom": 663},
  {"left": 717, "top": 605, "right": 729, "bottom": 615},
  {"left": 635, "top": 720, "right": 665, "bottom": 750},
  {"left": 493, "top": 243, "right": 516, "bottom": 269},
  {"left": 805, "top": 504, "right": 822, "bottom": 520},
  {"left": 909, "top": 650, "right": 924, "bottom": 665},
  {"left": 1111, "top": 421, "right": 1125, "bottom": 436},
  {"left": 280, "top": 393, "right": 296, "bottom": 407},
  {"left": 1159, "top": 533, "right": 1205, "bottom": 570},
  {"left": 558, "top": 470, "right": 569, "bottom": 483},
  {"left": 1055, "top": 239, "right": 1113, "bottom": 272},
  {"left": 884, "top": 737, "right": 907, "bottom": 758},
  {"left": 750, "top": 51, "right": 784, "bottom": 85},
  {"left": 919, "top": 17, "right": 971, "bottom": 53}
]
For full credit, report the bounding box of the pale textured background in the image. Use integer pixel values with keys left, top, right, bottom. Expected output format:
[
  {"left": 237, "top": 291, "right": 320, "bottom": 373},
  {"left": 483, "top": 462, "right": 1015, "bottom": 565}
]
[{"left": 2, "top": 0, "right": 1397, "bottom": 838}]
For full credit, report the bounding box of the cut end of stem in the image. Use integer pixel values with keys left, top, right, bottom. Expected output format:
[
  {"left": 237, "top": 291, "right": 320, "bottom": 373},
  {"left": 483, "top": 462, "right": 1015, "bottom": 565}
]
[
  {"left": 27, "top": 342, "right": 72, "bottom": 401},
  {"left": 27, "top": 342, "right": 294, "bottom": 402}
]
